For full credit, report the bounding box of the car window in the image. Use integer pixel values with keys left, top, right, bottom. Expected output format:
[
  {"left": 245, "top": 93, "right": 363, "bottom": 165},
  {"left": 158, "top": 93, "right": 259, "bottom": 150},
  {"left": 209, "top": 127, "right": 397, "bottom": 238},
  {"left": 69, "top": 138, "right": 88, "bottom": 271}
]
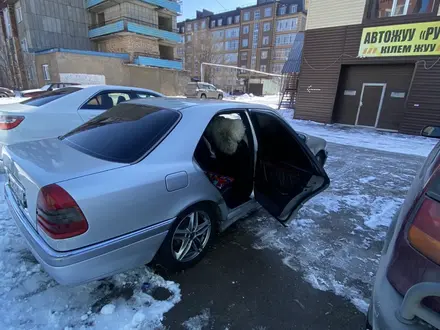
[
  {"left": 21, "top": 87, "right": 81, "bottom": 107},
  {"left": 208, "top": 85, "right": 217, "bottom": 90},
  {"left": 61, "top": 103, "right": 181, "bottom": 163},
  {"left": 133, "top": 91, "right": 160, "bottom": 99},
  {"left": 82, "top": 91, "right": 132, "bottom": 110}
]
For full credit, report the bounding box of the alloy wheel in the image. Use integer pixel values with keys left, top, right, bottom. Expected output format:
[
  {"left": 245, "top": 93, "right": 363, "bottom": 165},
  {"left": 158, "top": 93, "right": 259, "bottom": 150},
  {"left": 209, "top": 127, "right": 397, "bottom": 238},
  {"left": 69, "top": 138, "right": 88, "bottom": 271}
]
[{"left": 171, "top": 211, "right": 212, "bottom": 263}]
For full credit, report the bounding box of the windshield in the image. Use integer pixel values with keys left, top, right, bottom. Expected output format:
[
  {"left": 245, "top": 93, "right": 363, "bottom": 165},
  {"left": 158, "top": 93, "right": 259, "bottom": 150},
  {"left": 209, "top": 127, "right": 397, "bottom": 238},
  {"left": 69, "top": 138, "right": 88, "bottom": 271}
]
[
  {"left": 61, "top": 103, "right": 181, "bottom": 163},
  {"left": 21, "top": 87, "right": 81, "bottom": 107},
  {"left": 40, "top": 84, "right": 51, "bottom": 91}
]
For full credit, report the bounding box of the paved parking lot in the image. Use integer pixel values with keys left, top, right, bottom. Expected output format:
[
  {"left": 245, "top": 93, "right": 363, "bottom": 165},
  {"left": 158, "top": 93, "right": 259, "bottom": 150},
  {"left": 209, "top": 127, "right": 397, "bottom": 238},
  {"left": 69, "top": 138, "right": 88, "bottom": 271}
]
[{"left": 0, "top": 140, "right": 428, "bottom": 329}]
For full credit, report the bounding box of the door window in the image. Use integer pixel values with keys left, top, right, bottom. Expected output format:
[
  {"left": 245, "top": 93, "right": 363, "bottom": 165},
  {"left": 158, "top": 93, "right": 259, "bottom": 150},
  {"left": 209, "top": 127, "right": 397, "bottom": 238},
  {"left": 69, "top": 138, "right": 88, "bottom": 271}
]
[
  {"left": 82, "top": 91, "right": 132, "bottom": 110},
  {"left": 249, "top": 110, "right": 329, "bottom": 223},
  {"left": 133, "top": 91, "right": 160, "bottom": 99}
]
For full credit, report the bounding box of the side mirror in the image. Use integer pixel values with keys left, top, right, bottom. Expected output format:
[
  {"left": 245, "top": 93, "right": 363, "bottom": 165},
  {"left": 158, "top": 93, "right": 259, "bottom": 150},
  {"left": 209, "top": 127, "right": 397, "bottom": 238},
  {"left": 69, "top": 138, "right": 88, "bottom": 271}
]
[{"left": 421, "top": 126, "right": 440, "bottom": 139}]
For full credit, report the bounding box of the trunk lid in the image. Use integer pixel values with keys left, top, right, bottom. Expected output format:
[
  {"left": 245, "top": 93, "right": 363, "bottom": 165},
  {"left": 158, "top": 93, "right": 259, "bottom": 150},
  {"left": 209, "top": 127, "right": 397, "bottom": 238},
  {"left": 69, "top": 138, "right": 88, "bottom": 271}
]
[
  {"left": 0, "top": 102, "right": 35, "bottom": 113},
  {"left": 185, "top": 83, "right": 199, "bottom": 96},
  {"left": 3, "top": 138, "right": 127, "bottom": 229}
]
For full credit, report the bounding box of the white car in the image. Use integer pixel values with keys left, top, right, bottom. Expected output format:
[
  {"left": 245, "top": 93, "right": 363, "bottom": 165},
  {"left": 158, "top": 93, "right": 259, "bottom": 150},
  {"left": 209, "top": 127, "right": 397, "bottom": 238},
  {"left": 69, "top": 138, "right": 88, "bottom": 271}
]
[{"left": 0, "top": 85, "right": 163, "bottom": 153}]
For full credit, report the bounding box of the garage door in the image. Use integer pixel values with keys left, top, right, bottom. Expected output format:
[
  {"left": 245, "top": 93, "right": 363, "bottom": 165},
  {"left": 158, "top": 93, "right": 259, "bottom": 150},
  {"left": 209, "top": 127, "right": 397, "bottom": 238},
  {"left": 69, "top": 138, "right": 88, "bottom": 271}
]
[{"left": 333, "top": 64, "right": 414, "bottom": 130}]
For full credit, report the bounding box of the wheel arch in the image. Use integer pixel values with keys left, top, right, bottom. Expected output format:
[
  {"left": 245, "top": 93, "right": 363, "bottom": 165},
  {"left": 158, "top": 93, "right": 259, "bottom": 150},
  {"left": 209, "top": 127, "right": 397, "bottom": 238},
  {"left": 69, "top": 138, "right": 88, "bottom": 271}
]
[{"left": 174, "top": 199, "right": 227, "bottom": 231}]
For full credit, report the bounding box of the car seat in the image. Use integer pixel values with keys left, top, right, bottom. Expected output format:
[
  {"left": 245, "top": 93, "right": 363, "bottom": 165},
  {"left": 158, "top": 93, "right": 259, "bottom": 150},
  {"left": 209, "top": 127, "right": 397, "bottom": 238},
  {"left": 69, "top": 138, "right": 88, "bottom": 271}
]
[
  {"left": 117, "top": 95, "right": 127, "bottom": 104},
  {"left": 101, "top": 94, "right": 114, "bottom": 109}
]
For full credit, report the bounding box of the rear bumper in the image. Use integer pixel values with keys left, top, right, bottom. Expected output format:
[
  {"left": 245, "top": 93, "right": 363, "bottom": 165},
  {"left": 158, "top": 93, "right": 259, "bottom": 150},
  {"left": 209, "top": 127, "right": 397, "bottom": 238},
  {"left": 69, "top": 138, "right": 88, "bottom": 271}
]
[
  {"left": 5, "top": 184, "right": 172, "bottom": 285},
  {"left": 369, "top": 250, "right": 440, "bottom": 329}
]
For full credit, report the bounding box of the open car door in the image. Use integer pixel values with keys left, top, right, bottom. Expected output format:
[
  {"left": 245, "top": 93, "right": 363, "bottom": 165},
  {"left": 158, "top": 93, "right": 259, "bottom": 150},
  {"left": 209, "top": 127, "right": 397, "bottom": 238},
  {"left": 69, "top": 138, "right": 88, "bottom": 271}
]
[{"left": 249, "top": 109, "right": 330, "bottom": 225}]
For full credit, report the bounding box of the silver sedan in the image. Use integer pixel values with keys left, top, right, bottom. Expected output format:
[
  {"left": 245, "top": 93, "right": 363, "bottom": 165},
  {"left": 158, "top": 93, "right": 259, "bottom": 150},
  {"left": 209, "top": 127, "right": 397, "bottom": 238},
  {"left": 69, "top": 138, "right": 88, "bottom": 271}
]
[{"left": 4, "top": 98, "right": 330, "bottom": 285}]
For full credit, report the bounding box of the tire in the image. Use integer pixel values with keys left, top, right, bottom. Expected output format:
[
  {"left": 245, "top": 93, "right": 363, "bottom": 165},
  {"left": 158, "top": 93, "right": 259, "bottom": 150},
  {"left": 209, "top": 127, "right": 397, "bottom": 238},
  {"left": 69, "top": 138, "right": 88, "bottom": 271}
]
[
  {"left": 0, "top": 92, "right": 8, "bottom": 98},
  {"left": 316, "top": 151, "right": 326, "bottom": 167},
  {"left": 218, "top": 94, "right": 223, "bottom": 100},
  {"left": 153, "top": 204, "right": 216, "bottom": 271},
  {"left": 200, "top": 94, "right": 207, "bottom": 99}
]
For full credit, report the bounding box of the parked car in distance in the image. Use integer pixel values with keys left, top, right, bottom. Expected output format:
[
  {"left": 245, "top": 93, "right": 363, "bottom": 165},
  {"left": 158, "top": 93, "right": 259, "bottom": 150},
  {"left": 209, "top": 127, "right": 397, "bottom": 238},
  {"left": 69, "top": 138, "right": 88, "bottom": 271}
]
[
  {"left": 367, "top": 125, "right": 440, "bottom": 330},
  {"left": 185, "top": 82, "right": 224, "bottom": 99},
  {"left": 4, "top": 98, "right": 330, "bottom": 285},
  {"left": 19, "top": 83, "right": 80, "bottom": 99},
  {"left": 0, "top": 85, "right": 162, "bottom": 155},
  {"left": 0, "top": 87, "right": 16, "bottom": 98}
]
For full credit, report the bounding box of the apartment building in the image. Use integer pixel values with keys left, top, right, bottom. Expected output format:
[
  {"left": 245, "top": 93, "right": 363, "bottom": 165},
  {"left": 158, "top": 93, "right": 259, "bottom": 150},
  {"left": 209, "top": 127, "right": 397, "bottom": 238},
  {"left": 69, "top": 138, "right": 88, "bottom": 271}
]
[
  {"left": 0, "top": 0, "right": 183, "bottom": 89},
  {"left": 295, "top": 0, "right": 440, "bottom": 135},
  {"left": 178, "top": 0, "right": 307, "bottom": 93}
]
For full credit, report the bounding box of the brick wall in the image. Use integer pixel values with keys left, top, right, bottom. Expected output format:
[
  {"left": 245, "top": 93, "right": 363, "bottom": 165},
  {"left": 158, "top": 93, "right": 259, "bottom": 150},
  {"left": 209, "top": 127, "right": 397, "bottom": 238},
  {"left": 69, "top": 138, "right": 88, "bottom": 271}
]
[{"left": 97, "top": 35, "right": 160, "bottom": 58}]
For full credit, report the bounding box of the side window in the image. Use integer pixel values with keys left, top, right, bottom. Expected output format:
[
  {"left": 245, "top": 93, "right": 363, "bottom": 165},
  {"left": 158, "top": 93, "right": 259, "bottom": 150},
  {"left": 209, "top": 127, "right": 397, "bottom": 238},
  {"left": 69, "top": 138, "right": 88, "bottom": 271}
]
[
  {"left": 133, "top": 91, "right": 159, "bottom": 99},
  {"left": 82, "top": 91, "right": 132, "bottom": 110}
]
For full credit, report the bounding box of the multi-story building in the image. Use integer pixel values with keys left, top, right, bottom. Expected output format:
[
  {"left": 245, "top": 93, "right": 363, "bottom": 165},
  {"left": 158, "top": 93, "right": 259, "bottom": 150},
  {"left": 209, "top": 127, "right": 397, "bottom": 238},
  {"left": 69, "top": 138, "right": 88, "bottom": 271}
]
[
  {"left": 0, "top": 0, "right": 183, "bottom": 89},
  {"left": 295, "top": 0, "right": 440, "bottom": 135},
  {"left": 178, "top": 0, "right": 307, "bottom": 93}
]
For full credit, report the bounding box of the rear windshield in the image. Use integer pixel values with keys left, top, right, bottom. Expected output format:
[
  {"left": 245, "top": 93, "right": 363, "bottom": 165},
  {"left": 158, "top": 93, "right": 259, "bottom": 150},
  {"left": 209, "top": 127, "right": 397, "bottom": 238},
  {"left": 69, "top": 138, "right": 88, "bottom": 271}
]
[
  {"left": 60, "top": 103, "right": 181, "bottom": 163},
  {"left": 21, "top": 87, "right": 81, "bottom": 107}
]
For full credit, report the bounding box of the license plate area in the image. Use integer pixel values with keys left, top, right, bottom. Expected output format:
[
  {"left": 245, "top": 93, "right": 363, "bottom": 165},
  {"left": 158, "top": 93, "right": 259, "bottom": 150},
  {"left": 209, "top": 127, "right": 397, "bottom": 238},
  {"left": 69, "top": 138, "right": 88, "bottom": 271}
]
[{"left": 8, "top": 173, "right": 27, "bottom": 209}]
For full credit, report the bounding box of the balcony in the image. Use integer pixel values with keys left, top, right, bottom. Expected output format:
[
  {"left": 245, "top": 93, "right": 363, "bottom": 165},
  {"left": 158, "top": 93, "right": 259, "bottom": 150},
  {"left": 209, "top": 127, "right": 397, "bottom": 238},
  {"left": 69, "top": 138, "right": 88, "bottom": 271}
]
[
  {"left": 86, "top": 0, "right": 181, "bottom": 14},
  {"left": 88, "top": 18, "right": 181, "bottom": 43},
  {"left": 134, "top": 55, "right": 183, "bottom": 70}
]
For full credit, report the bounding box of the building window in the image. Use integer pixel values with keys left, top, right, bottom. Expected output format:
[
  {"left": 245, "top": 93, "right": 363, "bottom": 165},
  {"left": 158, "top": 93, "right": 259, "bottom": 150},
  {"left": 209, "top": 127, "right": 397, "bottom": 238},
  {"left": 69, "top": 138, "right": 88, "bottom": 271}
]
[
  {"left": 290, "top": 4, "right": 298, "bottom": 13},
  {"left": 275, "top": 33, "right": 296, "bottom": 45},
  {"left": 263, "top": 22, "right": 271, "bottom": 31},
  {"left": 3, "top": 9, "right": 12, "bottom": 38},
  {"left": 241, "top": 52, "right": 248, "bottom": 60},
  {"left": 262, "top": 36, "right": 270, "bottom": 45},
  {"left": 194, "top": 22, "right": 199, "bottom": 31},
  {"left": 235, "top": 15, "right": 240, "bottom": 24},
  {"left": 201, "top": 21, "right": 206, "bottom": 29},
  {"left": 261, "top": 50, "right": 268, "bottom": 59},
  {"left": 20, "top": 38, "right": 28, "bottom": 52},
  {"left": 212, "top": 30, "right": 224, "bottom": 39},
  {"left": 218, "top": 19, "right": 223, "bottom": 26},
  {"left": 15, "top": 5, "right": 22, "bottom": 23},
  {"left": 225, "top": 40, "right": 239, "bottom": 51},
  {"left": 227, "top": 17, "right": 232, "bottom": 25},
  {"left": 242, "top": 25, "right": 249, "bottom": 34},
  {"left": 260, "top": 65, "right": 267, "bottom": 72},
  {"left": 226, "top": 27, "right": 240, "bottom": 38},
  {"left": 264, "top": 7, "right": 272, "bottom": 17},
  {"left": 274, "top": 48, "right": 289, "bottom": 60},
  {"left": 244, "top": 11, "right": 250, "bottom": 21},
  {"left": 277, "top": 18, "right": 298, "bottom": 32},
  {"left": 272, "top": 63, "right": 283, "bottom": 74},
  {"left": 42, "top": 64, "right": 50, "bottom": 81},
  {"left": 187, "top": 23, "right": 192, "bottom": 32},
  {"left": 186, "top": 34, "right": 192, "bottom": 42},
  {"left": 374, "top": 0, "right": 435, "bottom": 17},
  {"left": 242, "top": 38, "right": 249, "bottom": 47},
  {"left": 254, "top": 10, "right": 260, "bottom": 20},
  {"left": 214, "top": 42, "right": 224, "bottom": 51},
  {"left": 224, "top": 53, "right": 238, "bottom": 63},
  {"left": 279, "top": 5, "right": 287, "bottom": 15}
]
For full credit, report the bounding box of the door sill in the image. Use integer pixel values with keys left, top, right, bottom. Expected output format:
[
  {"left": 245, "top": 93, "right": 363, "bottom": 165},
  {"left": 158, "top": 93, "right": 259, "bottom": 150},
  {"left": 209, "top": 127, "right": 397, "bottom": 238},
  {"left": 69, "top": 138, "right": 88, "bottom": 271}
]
[{"left": 219, "top": 199, "right": 259, "bottom": 232}]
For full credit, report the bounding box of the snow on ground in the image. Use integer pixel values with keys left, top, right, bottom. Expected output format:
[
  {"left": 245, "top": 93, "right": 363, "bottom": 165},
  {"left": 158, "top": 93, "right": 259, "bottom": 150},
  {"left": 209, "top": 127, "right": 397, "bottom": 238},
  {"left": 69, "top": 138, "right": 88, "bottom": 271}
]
[
  {"left": 0, "top": 172, "right": 181, "bottom": 330},
  {"left": 225, "top": 94, "right": 437, "bottom": 157},
  {"left": 240, "top": 142, "right": 425, "bottom": 314}
]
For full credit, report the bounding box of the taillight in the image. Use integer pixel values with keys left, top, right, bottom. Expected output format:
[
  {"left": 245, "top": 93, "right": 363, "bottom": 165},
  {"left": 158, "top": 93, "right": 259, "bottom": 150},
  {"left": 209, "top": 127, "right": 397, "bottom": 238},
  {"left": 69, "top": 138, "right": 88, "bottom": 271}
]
[
  {"left": 0, "top": 115, "right": 24, "bottom": 130},
  {"left": 408, "top": 197, "right": 440, "bottom": 264},
  {"left": 407, "top": 164, "right": 440, "bottom": 263},
  {"left": 36, "top": 184, "right": 88, "bottom": 239}
]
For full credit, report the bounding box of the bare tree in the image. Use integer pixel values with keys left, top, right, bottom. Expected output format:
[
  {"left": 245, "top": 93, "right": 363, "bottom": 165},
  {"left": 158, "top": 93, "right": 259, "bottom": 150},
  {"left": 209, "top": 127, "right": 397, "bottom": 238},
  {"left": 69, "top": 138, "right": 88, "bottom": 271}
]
[{"left": 191, "top": 30, "right": 223, "bottom": 82}]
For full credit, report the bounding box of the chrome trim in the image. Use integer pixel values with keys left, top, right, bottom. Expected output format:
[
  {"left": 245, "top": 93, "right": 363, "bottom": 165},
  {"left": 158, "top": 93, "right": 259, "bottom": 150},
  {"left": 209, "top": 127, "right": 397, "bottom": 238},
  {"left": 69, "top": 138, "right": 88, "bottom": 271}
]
[{"left": 6, "top": 184, "right": 174, "bottom": 267}]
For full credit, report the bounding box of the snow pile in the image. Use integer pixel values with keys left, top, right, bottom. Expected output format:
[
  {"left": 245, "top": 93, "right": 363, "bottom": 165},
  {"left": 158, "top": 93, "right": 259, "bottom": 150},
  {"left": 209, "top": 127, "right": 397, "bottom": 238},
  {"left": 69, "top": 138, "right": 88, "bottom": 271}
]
[
  {"left": 182, "top": 308, "right": 211, "bottom": 330},
  {"left": 224, "top": 94, "right": 281, "bottom": 109},
  {"left": 0, "top": 173, "right": 182, "bottom": 330}
]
